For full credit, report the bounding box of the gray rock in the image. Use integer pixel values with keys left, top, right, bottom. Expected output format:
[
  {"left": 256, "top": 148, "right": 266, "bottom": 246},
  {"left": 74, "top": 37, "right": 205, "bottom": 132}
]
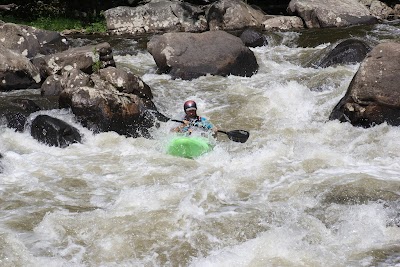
[
  {"left": 31, "top": 42, "right": 112, "bottom": 77},
  {"left": 288, "top": 0, "right": 378, "bottom": 28},
  {"left": 41, "top": 74, "right": 63, "bottom": 96},
  {"left": 0, "top": 44, "right": 41, "bottom": 91},
  {"left": 206, "top": 0, "right": 267, "bottom": 31},
  {"left": 147, "top": 30, "right": 259, "bottom": 80},
  {"left": 239, "top": 28, "right": 267, "bottom": 47},
  {"left": 0, "top": 22, "right": 67, "bottom": 58},
  {"left": 104, "top": 1, "right": 207, "bottom": 35},
  {"left": 99, "top": 67, "right": 153, "bottom": 99},
  {"left": 262, "top": 16, "right": 304, "bottom": 31},
  {"left": 330, "top": 42, "right": 400, "bottom": 127},
  {"left": 59, "top": 86, "right": 154, "bottom": 137}
]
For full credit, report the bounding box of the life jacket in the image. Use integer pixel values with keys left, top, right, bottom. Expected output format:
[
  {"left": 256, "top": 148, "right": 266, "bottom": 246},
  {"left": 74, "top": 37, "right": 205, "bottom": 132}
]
[
  {"left": 182, "top": 116, "right": 212, "bottom": 131},
  {"left": 184, "top": 115, "right": 200, "bottom": 124}
]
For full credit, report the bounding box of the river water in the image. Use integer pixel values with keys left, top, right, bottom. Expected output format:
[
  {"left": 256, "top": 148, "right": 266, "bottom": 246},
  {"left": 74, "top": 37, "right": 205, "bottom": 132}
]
[{"left": 1, "top": 21, "right": 400, "bottom": 267}]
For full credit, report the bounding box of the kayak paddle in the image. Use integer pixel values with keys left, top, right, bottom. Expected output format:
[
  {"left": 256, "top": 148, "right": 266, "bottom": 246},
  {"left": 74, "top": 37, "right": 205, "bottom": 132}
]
[
  {"left": 216, "top": 129, "right": 250, "bottom": 143},
  {"left": 170, "top": 119, "right": 250, "bottom": 143}
]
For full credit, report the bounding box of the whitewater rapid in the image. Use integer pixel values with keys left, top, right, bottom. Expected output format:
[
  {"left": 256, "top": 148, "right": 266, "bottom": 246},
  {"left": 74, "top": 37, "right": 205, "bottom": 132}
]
[{"left": 1, "top": 25, "right": 400, "bottom": 266}]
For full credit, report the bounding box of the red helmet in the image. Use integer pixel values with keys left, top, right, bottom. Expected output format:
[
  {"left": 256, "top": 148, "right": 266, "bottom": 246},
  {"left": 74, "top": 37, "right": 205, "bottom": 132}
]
[{"left": 183, "top": 100, "right": 197, "bottom": 112}]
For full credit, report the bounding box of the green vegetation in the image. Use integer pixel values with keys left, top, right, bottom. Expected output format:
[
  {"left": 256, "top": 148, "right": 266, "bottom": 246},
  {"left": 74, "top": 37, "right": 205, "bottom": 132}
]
[
  {"left": 92, "top": 47, "right": 102, "bottom": 73},
  {"left": 85, "top": 20, "right": 108, "bottom": 34},
  {"left": 0, "top": 0, "right": 108, "bottom": 33},
  {"left": 0, "top": 15, "right": 107, "bottom": 33}
]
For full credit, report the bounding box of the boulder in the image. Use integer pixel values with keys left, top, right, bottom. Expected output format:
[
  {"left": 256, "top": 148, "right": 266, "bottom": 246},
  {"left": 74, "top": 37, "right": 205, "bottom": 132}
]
[
  {"left": 62, "top": 69, "right": 92, "bottom": 90},
  {"left": 0, "top": 22, "right": 67, "bottom": 58},
  {"left": 6, "top": 112, "right": 28, "bottom": 132},
  {"left": 104, "top": 1, "right": 207, "bottom": 35},
  {"left": 36, "top": 59, "right": 159, "bottom": 138},
  {"left": 41, "top": 69, "right": 92, "bottom": 97},
  {"left": 147, "top": 30, "right": 259, "bottom": 80},
  {"left": 360, "top": 0, "right": 394, "bottom": 20},
  {"left": 0, "top": 44, "right": 41, "bottom": 91},
  {"left": 30, "top": 115, "right": 82, "bottom": 148},
  {"left": 98, "top": 46, "right": 116, "bottom": 68},
  {"left": 287, "top": 0, "right": 378, "bottom": 28},
  {"left": 31, "top": 42, "right": 113, "bottom": 78},
  {"left": 329, "top": 42, "right": 400, "bottom": 127},
  {"left": 394, "top": 4, "right": 400, "bottom": 19},
  {"left": 4, "top": 98, "right": 41, "bottom": 132},
  {"left": 104, "top": 0, "right": 269, "bottom": 35},
  {"left": 59, "top": 85, "right": 155, "bottom": 137},
  {"left": 4, "top": 99, "right": 42, "bottom": 132},
  {"left": 262, "top": 16, "right": 304, "bottom": 31},
  {"left": 41, "top": 74, "right": 64, "bottom": 96},
  {"left": 98, "top": 67, "right": 153, "bottom": 99},
  {"left": 239, "top": 28, "right": 268, "bottom": 47},
  {"left": 306, "top": 39, "right": 372, "bottom": 68},
  {"left": 206, "top": 0, "right": 267, "bottom": 31}
]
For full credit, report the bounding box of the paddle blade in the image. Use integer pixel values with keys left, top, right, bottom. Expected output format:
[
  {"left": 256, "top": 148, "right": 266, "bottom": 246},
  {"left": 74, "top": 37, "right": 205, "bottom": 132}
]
[{"left": 219, "top": 130, "right": 249, "bottom": 143}]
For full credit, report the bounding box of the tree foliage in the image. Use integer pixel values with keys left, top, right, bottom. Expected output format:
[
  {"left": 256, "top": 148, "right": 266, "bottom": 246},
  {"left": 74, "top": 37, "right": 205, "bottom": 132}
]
[
  {"left": 0, "top": 0, "right": 145, "bottom": 22},
  {"left": 1, "top": 0, "right": 398, "bottom": 23}
]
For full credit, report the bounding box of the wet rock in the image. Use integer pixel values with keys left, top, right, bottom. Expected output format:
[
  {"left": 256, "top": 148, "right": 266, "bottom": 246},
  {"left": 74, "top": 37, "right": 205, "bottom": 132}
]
[
  {"left": 30, "top": 114, "right": 82, "bottom": 148},
  {"left": 6, "top": 112, "right": 28, "bottom": 132},
  {"left": 306, "top": 38, "right": 372, "bottom": 68},
  {"left": 4, "top": 99, "right": 42, "bottom": 132},
  {"left": 59, "top": 85, "right": 155, "bottom": 138},
  {"left": 239, "top": 28, "right": 267, "bottom": 47},
  {"left": 329, "top": 42, "right": 400, "bottom": 127}
]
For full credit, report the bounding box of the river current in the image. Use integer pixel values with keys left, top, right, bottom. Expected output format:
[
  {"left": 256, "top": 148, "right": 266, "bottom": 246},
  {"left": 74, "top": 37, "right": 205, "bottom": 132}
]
[{"left": 1, "top": 22, "right": 400, "bottom": 266}]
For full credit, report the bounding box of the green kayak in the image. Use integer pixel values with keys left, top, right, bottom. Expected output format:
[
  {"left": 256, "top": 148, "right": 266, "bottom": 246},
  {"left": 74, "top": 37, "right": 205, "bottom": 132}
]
[{"left": 167, "top": 136, "right": 214, "bottom": 158}]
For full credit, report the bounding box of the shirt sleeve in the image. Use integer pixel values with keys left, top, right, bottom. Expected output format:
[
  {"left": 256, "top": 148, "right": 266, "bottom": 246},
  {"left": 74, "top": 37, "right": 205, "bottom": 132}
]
[{"left": 198, "top": 117, "right": 213, "bottom": 130}]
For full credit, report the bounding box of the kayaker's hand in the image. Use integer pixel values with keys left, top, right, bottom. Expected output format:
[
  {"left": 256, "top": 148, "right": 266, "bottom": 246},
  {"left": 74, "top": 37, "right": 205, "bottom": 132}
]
[
  {"left": 172, "top": 121, "right": 188, "bottom": 133},
  {"left": 172, "top": 120, "right": 190, "bottom": 133}
]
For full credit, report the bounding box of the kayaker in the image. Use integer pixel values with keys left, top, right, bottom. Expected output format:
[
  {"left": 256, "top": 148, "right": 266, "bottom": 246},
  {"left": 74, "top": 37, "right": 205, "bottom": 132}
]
[{"left": 172, "top": 100, "right": 217, "bottom": 137}]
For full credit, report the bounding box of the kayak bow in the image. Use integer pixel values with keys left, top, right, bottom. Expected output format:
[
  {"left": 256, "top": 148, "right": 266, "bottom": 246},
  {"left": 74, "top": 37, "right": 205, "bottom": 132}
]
[{"left": 167, "top": 136, "right": 213, "bottom": 158}]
